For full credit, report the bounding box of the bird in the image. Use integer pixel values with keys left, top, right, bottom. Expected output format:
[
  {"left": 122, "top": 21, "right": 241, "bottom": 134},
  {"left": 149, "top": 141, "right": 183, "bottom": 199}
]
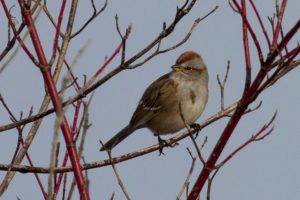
[{"left": 100, "top": 51, "right": 209, "bottom": 151}]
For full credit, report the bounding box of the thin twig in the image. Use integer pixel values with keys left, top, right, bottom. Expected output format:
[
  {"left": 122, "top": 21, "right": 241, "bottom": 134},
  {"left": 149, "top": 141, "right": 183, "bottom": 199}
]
[
  {"left": 18, "top": 0, "right": 89, "bottom": 198},
  {"left": 100, "top": 141, "right": 131, "bottom": 200},
  {"left": 0, "top": 102, "right": 240, "bottom": 174},
  {"left": 249, "top": 0, "right": 271, "bottom": 49},
  {"left": 206, "top": 167, "right": 220, "bottom": 200},
  {"left": 0, "top": 6, "right": 43, "bottom": 74},
  {"left": 244, "top": 101, "right": 262, "bottom": 114},
  {"left": 216, "top": 111, "right": 277, "bottom": 168},
  {"left": 68, "top": 95, "right": 93, "bottom": 200},
  {"left": 0, "top": 94, "right": 47, "bottom": 198},
  {"left": 217, "top": 61, "right": 230, "bottom": 111},
  {"left": 0, "top": 1, "right": 205, "bottom": 132},
  {"left": 241, "top": 0, "right": 252, "bottom": 92},
  {"left": 272, "top": 0, "right": 287, "bottom": 48},
  {"left": 70, "top": 0, "right": 108, "bottom": 38},
  {"left": 176, "top": 148, "right": 196, "bottom": 200},
  {"left": 47, "top": 77, "right": 69, "bottom": 200},
  {"left": 48, "top": 0, "right": 67, "bottom": 66},
  {"left": 188, "top": 4, "right": 299, "bottom": 199},
  {"left": 115, "top": 14, "right": 127, "bottom": 65},
  {"left": 62, "top": 173, "right": 68, "bottom": 200},
  {"left": 0, "top": 0, "right": 41, "bottom": 62},
  {"left": 110, "top": 192, "right": 115, "bottom": 200},
  {"left": 47, "top": 109, "right": 63, "bottom": 200},
  {"left": 1, "top": 0, "right": 39, "bottom": 65},
  {"left": 40, "top": 3, "right": 65, "bottom": 38},
  {"left": 128, "top": 6, "right": 219, "bottom": 69},
  {"left": 178, "top": 102, "right": 206, "bottom": 164},
  {"left": 231, "top": 0, "right": 264, "bottom": 64}
]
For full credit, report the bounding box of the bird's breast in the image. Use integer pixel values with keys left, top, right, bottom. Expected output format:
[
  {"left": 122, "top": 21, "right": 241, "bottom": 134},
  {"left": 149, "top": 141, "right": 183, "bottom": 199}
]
[
  {"left": 176, "top": 79, "right": 208, "bottom": 124},
  {"left": 146, "top": 76, "right": 208, "bottom": 136}
]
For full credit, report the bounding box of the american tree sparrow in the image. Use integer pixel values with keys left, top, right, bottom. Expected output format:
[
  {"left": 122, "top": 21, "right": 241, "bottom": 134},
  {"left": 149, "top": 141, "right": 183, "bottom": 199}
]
[{"left": 101, "top": 51, "right": 208, "bottom": 151}]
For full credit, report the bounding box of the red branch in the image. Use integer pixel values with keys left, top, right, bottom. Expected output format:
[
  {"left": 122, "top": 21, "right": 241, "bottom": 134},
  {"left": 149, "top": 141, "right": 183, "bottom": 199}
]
[
  {"left": 93, "top": 41, "right": 123, "bottom": 78},
  {"left": 54, "top": 151, "right": 69, "bottom": 195},
  {"left": 188, "top": 2, "right": 300, "bottom": 200},
  {"left": 188, "top": 69, "right": 268, "bottom": 200},
  {"left": 266, "top": 20, "right": 300, "bottom": 66},
  {"left": 53, "top": 101, "right": 82, "bottom": 197},
  {"left": 272, "top": 0, "right": 287, "bottom": 48},
  {"left": 282, "top": 44, "right": 300, "bottom": 61},
  {"left": 50, "top": 0, "right": 67, "bottom": 64},
  {"left": 65, "top": 66, "right": 80, "bottom": 90},
  {"left": 241, "top": 0, "right": 251, "bottom": 91},
  {"left": 62, "top": 173, "right": 68, "bottom": 200},
  {"left": 0, "top": 0, "right": 38, "bottom": 64},
  {"left": 16, "top": 1, "right": 90, "bottom": 199},
  {"left": 219, "top": 112, "right": 276, "bottom": 167},
  {"left": 232, "top": 0, "right": 264, "bottom": 63},
  {"left": 249, "top": 0, "right": 271, "bottom": 48},
  {"left": 0, "top": 95, "right": 47, "bottom": 198},
  {"left": 57, "top": 46, "right": 81, "bottom": 90}
]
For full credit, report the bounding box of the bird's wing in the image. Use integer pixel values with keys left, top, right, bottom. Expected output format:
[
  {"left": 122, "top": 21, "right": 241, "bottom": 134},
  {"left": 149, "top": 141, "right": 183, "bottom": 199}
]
[{"left": 130, "top": 73, "right": 178, "bottom": 127}]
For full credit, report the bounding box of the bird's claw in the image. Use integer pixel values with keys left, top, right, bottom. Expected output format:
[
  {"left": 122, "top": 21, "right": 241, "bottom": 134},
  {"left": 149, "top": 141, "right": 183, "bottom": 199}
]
[
  {"left": 190, "top": 123, "right": 202, "bottom": 138},
  {"left": 157, "top": 135, "right": 169, "bottom": 155}
]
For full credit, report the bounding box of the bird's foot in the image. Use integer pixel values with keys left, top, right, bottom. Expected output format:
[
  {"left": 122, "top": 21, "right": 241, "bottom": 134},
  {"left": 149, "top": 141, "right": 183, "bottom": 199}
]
[
  {"left": 190, "top": 123, "right": 202, "bottom": 138},
  {"left": 157, "top": 135, "right": 169, "bottom": 156}
]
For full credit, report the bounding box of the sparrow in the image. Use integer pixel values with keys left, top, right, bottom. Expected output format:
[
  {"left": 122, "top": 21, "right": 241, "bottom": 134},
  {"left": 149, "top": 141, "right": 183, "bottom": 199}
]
[{"left": 100, "top": 51, "right": 208, "bottom": 151}]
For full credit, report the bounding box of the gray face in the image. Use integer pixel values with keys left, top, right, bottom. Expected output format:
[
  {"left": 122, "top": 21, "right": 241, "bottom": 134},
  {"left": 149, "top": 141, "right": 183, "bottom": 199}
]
[
  {"left": 183, "top": 56, "right": 206, "bottom": 69},
  {"left": 172, "top": 58, "right": 207, "bottom": 78}
]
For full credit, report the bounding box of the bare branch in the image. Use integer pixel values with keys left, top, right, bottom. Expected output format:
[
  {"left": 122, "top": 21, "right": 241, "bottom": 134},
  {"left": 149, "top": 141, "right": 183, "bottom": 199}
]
[
  {"left": 0, "top": 101, "right": 238, "bottom": 174},
  {"left": 115, "top": 14, "right": 129, "bottom": 65},
  {"left": 217, "top": 61, "right": 230, "bottom": 111},
  {"left": 100, "top": 141, "right": 132, "bottom": 200},
  {"left": 177, "top": 148, "right": 196, "bottom": 200},
  {"left": 128, "top": 6, "right": 219, "bottom": 69},
  {"left": 216, "top": 112, "right": 277, "bottom": 168},
  {"left": 0, "top": 1, "right": 205, "bottom": 132},
  {"left": 0, "top": 0, "right": 41, "bottom": 62},
  {"left": 70, "top": 0, "right": 109, "bottom": 38}
]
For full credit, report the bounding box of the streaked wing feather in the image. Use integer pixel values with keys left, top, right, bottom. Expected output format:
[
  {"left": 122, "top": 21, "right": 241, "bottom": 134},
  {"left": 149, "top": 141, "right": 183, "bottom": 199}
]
[{"left": 130, "top": 73, "right": 177, "bottom": 126}]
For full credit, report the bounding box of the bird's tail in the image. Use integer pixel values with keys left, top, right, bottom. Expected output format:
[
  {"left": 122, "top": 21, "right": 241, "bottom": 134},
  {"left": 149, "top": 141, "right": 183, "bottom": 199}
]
[{"left": 100, "top": 125, "right": 135, "bottom": 151}]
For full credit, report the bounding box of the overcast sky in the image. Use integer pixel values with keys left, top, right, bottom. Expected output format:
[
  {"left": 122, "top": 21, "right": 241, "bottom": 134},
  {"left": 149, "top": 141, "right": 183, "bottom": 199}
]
[{"left": 0, "top": 0, "right": 299, "bottom": 199}]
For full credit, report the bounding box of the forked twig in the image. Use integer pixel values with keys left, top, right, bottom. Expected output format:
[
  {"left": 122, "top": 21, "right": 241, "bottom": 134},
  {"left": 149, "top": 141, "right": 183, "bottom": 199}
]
[
  {"left": 216, "top": 111, "right": 277, "bottom": 168},
  {"left": 0, "top": 0, "right": 208, "bottom": 133},
  {"left": 217, "top": 61, "right": 230, "bottom": 111},
  {"left": 178, "top": 102, "right": 206, "bottom": 164},
  {"left": 128, "top": 6, "right": 219, "bottom": 69},
  {"left": 176, "top": 148, "right": 196, "bottom": 200},
  {"left": 71, "top": 0, "right": 109, "bottom": 39},
  {"left": 100, "top": 141, "right": 132, "bottom": 200}
]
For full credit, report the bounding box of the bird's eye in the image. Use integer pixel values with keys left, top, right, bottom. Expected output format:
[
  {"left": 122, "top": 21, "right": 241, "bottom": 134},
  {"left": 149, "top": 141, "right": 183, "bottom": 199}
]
[{"left": 185, "top": 67, "right": 192, "bottom": 70}]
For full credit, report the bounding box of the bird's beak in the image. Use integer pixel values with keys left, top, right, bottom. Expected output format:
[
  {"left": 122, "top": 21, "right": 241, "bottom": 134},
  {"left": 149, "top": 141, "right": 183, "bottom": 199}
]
[{"left": 171, "top": 65, "right": 183, "bottom": 72}]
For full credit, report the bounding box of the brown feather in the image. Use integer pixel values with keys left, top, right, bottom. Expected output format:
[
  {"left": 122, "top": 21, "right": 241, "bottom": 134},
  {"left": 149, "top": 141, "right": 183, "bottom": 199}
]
[
  {"left": 130, "top": 73, "right": 178, "bottom": 127},
  {"left": 176, "top": 51, "right": 201, "bottom": 65}
]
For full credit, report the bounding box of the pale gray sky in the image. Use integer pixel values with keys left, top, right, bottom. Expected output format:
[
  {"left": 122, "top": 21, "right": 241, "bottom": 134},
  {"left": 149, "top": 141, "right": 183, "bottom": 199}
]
[{"left": 0, "top": 0, "right": 299, "bottom": 199}]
